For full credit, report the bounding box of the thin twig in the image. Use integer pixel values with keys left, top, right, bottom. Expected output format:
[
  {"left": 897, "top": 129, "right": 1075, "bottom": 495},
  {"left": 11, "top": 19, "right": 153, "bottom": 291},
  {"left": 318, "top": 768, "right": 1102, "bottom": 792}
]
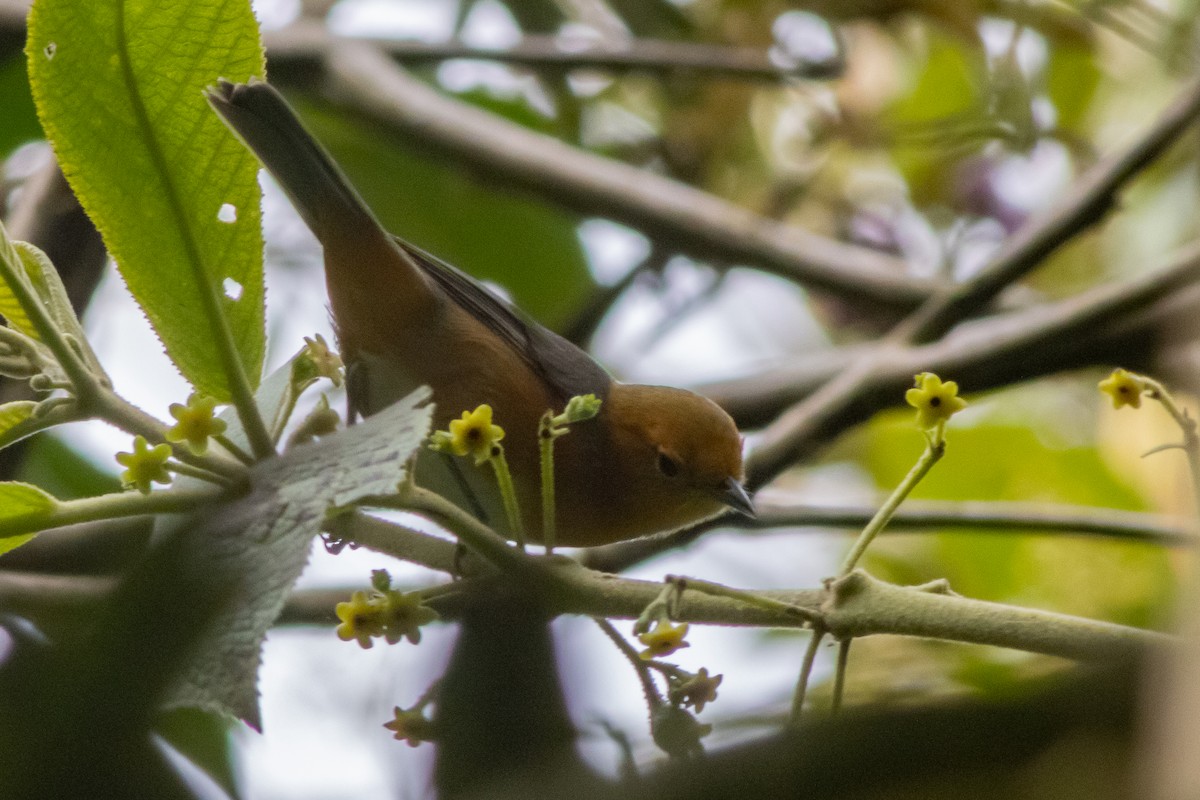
[
  {"left": 831, "top": 639, "right": 851, "bottom": 714},
  {"left": 790, "top": 628, "right": 826, "bottom": 723},
  {"left": 266, "top": 20, "right": 843, "bottom": 82},
  {"left": 582, "top": 497, "right": 1197, "bottom": 574},
  {"left": 594, "top": 616, "right": 664, "bottom": 710}
]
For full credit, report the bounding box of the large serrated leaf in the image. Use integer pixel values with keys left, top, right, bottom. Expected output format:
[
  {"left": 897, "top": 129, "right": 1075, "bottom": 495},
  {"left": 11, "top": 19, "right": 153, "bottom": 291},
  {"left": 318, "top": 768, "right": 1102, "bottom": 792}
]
[
  {"left": 161, "top": 386, "right": 433, "bottom": 726},
  {"left": 0, "top": 481, "right": 58, "bottom": 556},
  {"left": 25, "top": 0, "right": 266, "bottom": 399}
]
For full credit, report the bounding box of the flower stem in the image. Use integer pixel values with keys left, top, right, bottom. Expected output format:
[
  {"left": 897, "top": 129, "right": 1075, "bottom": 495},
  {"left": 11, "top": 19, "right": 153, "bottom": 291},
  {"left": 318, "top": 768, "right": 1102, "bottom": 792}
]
[
  {"left": 838, "top": 428, "right": 945, "bottom": 577},
  {"left": 490, "top": 448, "right": 526, "bottom": 550},
  {"left": 0, "top": 486, "right": 228, "bottom": 539},
  {"left": 166, "top": 460, "right": 236, "bottom": 487},
  {"left": 1142, "top": 377, "right": 1200, "bottom": 512},
  {"left": 214, "top": 434, "right": 255, "bottom": 465},
  {"left": 831, "top": 638, "right": 851, "bottom": 714},
  {"left": 594, "top": 616, "right": 663, "bottom": 710},
  {"left": 539, "top": 412, "right": 557, "bottom": 554},
  {"left": 790, "top": 627, "right": 826, "bottom": 724},
  {"left": 665, "top": 574, "right": 820, "bottom": 623}
]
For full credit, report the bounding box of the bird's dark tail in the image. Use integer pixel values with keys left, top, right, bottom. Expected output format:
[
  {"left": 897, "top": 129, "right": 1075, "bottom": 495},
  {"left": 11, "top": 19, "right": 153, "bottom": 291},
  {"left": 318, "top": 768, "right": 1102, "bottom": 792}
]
[{"left": 206, "top": 79, "right": 379, "bottom": 245}]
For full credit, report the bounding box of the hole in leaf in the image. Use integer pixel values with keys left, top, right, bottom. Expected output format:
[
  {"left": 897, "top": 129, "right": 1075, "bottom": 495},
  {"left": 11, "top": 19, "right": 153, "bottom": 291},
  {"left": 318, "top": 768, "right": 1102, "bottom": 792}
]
[
  {"left": 217, "top": 203, "right": 237, "bottom": 223},
  {"left": 223, "top": 278, "right": 243, "bottom": 301},
  {"left": 43, "top": 43, "right": 56, "bottom": 59}
]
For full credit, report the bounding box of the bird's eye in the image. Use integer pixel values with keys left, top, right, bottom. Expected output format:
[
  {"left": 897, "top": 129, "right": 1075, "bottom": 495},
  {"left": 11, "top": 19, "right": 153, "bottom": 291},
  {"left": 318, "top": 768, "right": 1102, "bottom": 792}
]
[{"left": 656, "top": 452, "right": 680, "bottom": 478}]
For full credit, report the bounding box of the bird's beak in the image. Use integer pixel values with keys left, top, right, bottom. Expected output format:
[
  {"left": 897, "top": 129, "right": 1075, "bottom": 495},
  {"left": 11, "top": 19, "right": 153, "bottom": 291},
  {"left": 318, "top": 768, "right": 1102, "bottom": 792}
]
[{"left": 717, "top": 476, "right": 755, "bottom": 517}]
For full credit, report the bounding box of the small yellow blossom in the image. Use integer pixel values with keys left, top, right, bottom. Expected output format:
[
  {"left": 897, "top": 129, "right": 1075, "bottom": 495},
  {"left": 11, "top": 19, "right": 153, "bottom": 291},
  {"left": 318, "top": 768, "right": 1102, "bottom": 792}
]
[
  {"left": 115, "top": 436, "right": 173, "bottom": 494},
  {"left": 905, "top": 372, "right": 967, "bottom": 429},
  {"left": 383, "top": 592, "right": 439, "bottom": 646},
  {"left": 431, "top": 404, "right": 506, "bottom": 465},
  {"left": 637, "top": 620, "right": 690, "bottom": 660},
  {"left": 384, "top": 707, "right": 436, "bottom": 747},
  {"left": 165, "top": 393, "right": 227, "bottom": 455},
  {"left": 303, "top": 334, "right": 344, "bottom": 387},
  {"left": 1098, "top": 368, "right": 1146, "bottom": 410},
  {"left": 669, "top": 668, "right": 723, "bottom": 713},
  {"left": 335, "top": 590, "right": 386, "bottom": 649}
]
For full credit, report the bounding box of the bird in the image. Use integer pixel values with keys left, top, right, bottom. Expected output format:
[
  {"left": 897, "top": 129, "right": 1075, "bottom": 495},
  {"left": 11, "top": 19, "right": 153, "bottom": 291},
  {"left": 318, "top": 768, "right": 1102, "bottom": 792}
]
[{"left": 207, "top": 79, "right": 753, "bottom": 547}]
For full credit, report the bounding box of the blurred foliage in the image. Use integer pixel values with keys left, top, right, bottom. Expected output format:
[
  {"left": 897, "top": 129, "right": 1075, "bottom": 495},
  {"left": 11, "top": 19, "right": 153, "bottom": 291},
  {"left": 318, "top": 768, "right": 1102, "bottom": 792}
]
[
  {"left": 15, "top": 434, "right": 118, "bottom": 500},
  {"left": 0, "top": 56, "right": 38, "bottom": 160}
]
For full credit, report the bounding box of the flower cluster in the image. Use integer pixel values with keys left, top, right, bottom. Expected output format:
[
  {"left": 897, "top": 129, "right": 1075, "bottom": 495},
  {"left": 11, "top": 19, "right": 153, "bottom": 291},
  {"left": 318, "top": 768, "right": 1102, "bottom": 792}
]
[{"left": 334, "top": 574, "right": 438, "bottom": 649}]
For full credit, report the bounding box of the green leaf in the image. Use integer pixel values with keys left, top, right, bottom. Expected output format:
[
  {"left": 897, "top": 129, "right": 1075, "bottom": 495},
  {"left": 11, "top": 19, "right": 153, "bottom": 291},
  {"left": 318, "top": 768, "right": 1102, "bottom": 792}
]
[
  {"left": 885, "top": 33, "right": 984, "bottom": 205},
  {"left": 0, "top": 400, "right": 43, "bottom": 453},
  {"left": 1045, "top": 44, "right": 1100, "bottom": 135},
  {"left": 25, "top": 0, "right": 266, "bottom": 400},
  {"left": 161, "top": 382, "right": 433, "bottom": 726},
  {"left": 0, "top": 481, "right": 58, "bottom": 556}
]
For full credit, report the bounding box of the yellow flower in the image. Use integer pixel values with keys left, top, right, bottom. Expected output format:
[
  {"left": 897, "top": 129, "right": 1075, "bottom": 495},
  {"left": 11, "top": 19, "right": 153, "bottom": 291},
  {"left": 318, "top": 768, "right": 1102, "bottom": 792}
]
[
  {"left": 637, "top": 620, "right": 690, "bottom": 660},
  {"left": 669, "top": 668, "right": 723, "bottom": 713},
  {"left": 433, "top": 404, "right": 506, "bottom": 465},
  {"left": 383, "top": 707, "right": 436, "bottom": 747},
  {"left": 1098, "top": 368, "right": 1146, "bottom": 410},
  {"left": 303, "top": 334, "right": 344, "bottom": 387},
  {"left": 335, "top": 590, "right": 386, "bottom": 649},
  {"left": 166, "top": 393, "right": 227, "bottom": 455},
  {"left": 381, "top": 591, "right": 439, "bottom": 646},
  {"left": 905, "top": 372, "right": 967, "bottom": 429},
  {"left": 115, "top": 436, "right": 173, "bottom": 494}
]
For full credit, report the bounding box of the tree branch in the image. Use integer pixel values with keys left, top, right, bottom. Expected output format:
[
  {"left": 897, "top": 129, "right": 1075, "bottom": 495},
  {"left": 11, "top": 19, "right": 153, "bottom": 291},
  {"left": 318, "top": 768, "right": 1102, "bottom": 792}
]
[
  {"left": 265, "top": 19, "right": 843, "bottom": 83},
  {"left": 583, "top": 499, "right": 1196, "bottom": 574}
]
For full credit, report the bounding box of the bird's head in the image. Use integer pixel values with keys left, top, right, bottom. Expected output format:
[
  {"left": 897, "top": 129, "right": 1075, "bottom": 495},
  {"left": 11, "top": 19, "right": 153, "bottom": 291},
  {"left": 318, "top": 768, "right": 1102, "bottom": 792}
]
[{"left": 605, "top": 384, "right": 753, "bottom": 534}]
